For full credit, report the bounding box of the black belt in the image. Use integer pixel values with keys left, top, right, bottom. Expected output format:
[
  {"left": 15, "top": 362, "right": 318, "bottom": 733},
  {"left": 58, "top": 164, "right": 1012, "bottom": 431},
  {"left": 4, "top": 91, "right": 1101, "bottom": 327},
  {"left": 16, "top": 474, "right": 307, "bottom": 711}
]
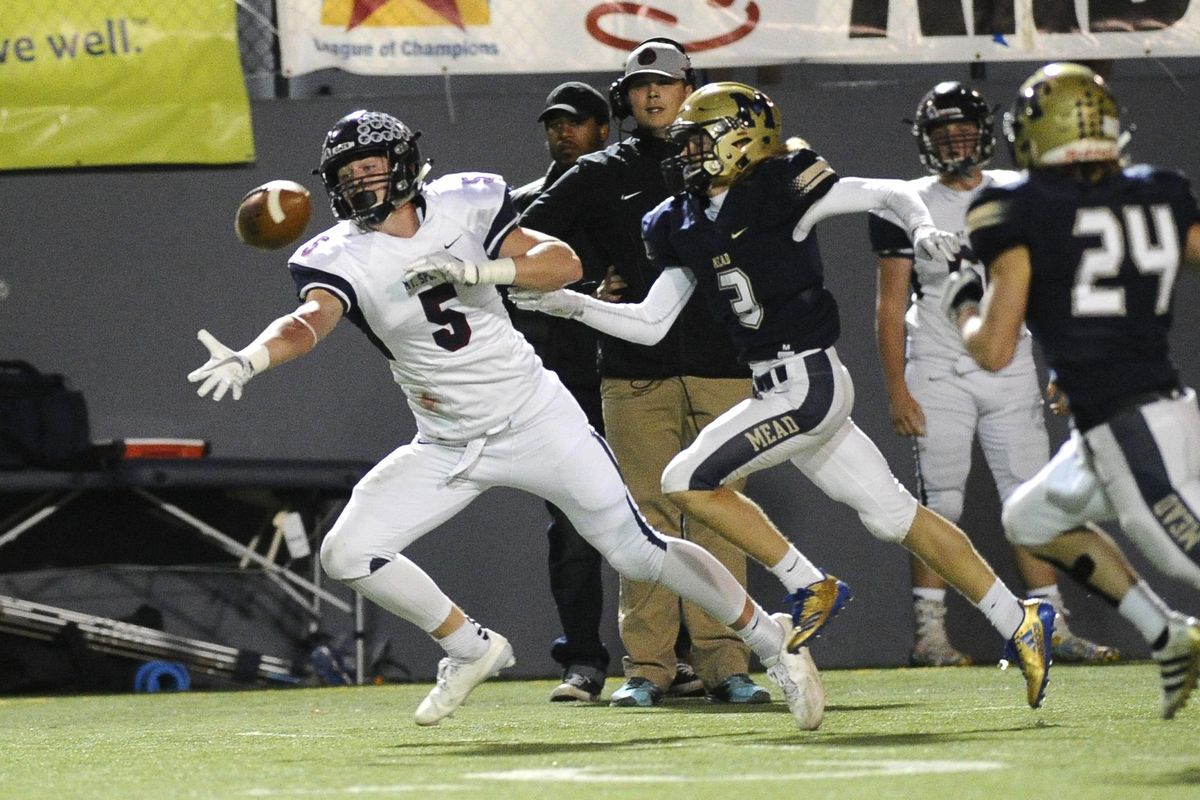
[{"left": 753, "top": 364, "right": 790, "bottom": 395}]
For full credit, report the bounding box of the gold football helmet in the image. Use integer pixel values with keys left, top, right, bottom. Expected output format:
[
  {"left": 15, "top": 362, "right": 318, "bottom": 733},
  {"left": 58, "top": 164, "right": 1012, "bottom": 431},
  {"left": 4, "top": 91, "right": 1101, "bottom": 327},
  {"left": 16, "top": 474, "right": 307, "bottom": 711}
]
[
  {"left": 1003, "top": 62, "right": 1122, "bottom": 169},
  {"left": 663, "top": 82, "right": 783, "bottom": 194}
]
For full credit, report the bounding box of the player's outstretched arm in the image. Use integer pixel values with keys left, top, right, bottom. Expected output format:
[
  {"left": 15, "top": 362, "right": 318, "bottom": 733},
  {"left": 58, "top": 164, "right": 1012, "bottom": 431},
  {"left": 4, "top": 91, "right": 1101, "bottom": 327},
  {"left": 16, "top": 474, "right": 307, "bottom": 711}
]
[
  {"left": 187, "top": 290, "right": 343, "bottom": 401},
  {"left": 509, "top": 267, "right": 696, "bottom": 346},
  {"left": 793, "top": 178, "right": 959, "bottom": 261}
]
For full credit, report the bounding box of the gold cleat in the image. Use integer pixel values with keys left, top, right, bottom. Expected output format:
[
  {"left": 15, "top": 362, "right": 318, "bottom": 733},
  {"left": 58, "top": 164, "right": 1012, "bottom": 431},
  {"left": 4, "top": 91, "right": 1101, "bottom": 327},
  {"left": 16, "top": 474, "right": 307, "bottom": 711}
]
[
  {"left": 783, "top": 574, "right": 852, "bottom": 653},
  {"left": 1001, "top": 599, "right": 1055, "bottom": 709}
]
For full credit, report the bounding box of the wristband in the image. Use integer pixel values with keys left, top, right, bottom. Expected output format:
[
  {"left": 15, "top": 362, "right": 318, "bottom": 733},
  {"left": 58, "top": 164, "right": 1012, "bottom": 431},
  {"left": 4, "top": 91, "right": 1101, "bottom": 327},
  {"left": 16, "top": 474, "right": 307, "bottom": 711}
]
[
  {"left": 477, "top": 257, "right": 517, "bottom": 285},
  {"left": 240, "top": 343, "right": 271, "bottom": 375}
]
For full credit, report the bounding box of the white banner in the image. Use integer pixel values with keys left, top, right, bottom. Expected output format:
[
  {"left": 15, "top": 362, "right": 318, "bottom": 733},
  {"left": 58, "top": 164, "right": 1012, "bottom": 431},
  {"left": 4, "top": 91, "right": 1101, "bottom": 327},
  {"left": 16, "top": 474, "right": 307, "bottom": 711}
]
[{"left": 279, "top": 0, "right": 1200, "bottom": 77}]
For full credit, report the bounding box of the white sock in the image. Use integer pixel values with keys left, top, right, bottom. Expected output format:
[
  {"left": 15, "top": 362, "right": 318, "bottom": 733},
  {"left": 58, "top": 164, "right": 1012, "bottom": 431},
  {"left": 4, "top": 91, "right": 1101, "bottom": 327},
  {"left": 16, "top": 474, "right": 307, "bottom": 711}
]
[
  {"left": 739, "top": 603, "right": 786, "bottom": 665},
  {"left": 1026, "top": 584, "right": 1063, "bottom": 611},
  {"left": 913, "top": 587, "right": 947, "bottom": 604},
  {"left": 436, "top": 617, "right": 491, "bottom": 661},
  {"left": 975, "top": 579, "right": 1025, "bottom": 638},
  {"left": 1117, "top": 581, "right": 1172, "bottom": 644},
  {"left": 769, "top": 545, "right": 824, "bottom": 593}
]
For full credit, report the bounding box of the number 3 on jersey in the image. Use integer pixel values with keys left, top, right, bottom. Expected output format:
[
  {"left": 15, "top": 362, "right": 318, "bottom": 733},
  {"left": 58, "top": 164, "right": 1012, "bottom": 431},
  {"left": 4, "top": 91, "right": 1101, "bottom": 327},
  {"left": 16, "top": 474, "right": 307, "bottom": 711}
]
[
  {"left": 718, "top": 268, "right": 764, "bottom": 329},
  {"left": 1072, "top": 204, "right": 1179, "bottom": 317}
]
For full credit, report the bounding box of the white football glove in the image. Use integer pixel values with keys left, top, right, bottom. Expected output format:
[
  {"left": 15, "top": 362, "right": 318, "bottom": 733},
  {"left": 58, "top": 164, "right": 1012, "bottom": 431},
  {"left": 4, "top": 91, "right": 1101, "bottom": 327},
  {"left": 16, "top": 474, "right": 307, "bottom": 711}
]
[
  {"left": 402, "top": 252, "right": 517, "bottom": 293},
  {"left": 508, "top": 287, "right": 586, "bottom": 319},
  {"left": 940, "top": 268, "right": 985, "bottom": 327},
  {"left": 187, "top": 329, "right": 267, "bottom": 402},
  {"left": 912, "top": 225, "right": 962, "bottom": 262}
]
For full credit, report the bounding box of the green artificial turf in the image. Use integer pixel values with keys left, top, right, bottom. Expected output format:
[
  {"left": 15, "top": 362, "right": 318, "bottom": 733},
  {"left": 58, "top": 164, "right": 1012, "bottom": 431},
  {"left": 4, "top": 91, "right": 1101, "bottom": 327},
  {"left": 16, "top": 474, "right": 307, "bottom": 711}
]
[{"left": 1, "top": 663, "right": 1196, "bottom": 800}]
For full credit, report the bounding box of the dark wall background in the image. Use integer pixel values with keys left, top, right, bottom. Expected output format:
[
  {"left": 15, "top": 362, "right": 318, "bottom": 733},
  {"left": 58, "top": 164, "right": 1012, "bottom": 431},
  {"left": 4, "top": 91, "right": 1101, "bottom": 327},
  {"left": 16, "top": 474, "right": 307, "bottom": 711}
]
[{"left": 3, "top": 59, "right": 1199, "bottom": 682}]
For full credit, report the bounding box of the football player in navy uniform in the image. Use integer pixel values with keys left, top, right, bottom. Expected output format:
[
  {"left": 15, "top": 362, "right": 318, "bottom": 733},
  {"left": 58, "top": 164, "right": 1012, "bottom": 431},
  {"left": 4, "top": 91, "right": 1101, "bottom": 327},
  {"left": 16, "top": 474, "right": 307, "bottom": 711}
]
[
  {"left": 948, "top": 63, "right": 1200, "bottom": 719},
  {"left": 187, "top": 109, "right": 826, "bottom": 729},
  {"left": 871, "top": 81, "right": 1118, "bottom": 667},
  {"left": 513, "top": 82, "right": 1056, "bottom": 710}
]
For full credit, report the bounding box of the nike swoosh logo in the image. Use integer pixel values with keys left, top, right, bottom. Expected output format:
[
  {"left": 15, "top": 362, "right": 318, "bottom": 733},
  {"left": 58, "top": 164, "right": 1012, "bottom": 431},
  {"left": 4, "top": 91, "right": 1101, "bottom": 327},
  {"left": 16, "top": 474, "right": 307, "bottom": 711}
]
[
  {"left": 620, "top": 191, "right": 642, "bottom": 200},
  {"left": 442, "top": 235, "right": 461, "bottom": 249},
  {"left": 731, "top": 227, "right": 749, "bottom": 239}
]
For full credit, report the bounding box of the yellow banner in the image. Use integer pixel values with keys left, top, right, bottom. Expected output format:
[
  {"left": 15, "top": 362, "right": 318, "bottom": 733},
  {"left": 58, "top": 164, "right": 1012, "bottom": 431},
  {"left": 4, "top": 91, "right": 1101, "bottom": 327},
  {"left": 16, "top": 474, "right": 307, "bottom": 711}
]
[{"left": 0, "top": 0, "right": 254, "bottom": 169}]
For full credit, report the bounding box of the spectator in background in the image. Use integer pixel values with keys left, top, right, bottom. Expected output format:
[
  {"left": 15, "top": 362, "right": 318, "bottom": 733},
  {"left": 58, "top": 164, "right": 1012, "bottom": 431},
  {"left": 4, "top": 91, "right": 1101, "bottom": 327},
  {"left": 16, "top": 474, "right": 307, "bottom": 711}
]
[
  {"left": 508, "top": 81, "right": 612, "bottom": 702},
  {"left": 869, "top": 81, "right": 1118, "bottom": 667},
  {"left": 521, "top": 40, "right": 766, "bottom": 707}
]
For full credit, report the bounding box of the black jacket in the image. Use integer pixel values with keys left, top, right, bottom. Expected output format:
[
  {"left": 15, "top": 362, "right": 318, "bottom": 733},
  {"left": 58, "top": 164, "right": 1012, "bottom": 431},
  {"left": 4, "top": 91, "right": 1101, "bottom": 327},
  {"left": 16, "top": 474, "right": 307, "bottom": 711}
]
[
  {"left": 508, "top": 162, "right": 604, "bottom": 389},
  {"left": 520, "top": 131, "right": 746, "bottom": 381}
]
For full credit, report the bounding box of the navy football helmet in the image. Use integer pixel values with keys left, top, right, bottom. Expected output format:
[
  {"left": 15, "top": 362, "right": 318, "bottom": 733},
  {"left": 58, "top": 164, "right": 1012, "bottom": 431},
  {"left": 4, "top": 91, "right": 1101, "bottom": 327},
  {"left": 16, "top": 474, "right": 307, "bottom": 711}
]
[
  {"left": 317, "top": 110, "right": 428, "bottom": 229},
  {"left": 912, "top": 82, "right": 994, "bottom": 176}
]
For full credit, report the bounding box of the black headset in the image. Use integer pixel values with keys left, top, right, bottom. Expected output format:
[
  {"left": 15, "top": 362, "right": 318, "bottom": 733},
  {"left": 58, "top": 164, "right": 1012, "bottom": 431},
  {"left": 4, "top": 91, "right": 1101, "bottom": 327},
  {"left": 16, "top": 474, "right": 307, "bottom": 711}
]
[{"left": 608, "top": 37, "right": 696, "bottom": 120}]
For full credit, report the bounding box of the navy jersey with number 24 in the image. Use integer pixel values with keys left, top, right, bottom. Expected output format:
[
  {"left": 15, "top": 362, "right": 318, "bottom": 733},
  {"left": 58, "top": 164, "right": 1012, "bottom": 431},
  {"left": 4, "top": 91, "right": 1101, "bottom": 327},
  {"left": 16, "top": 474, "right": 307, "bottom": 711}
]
[{"left": 968, "top": 165, "right": 1200, "bottom": 429}]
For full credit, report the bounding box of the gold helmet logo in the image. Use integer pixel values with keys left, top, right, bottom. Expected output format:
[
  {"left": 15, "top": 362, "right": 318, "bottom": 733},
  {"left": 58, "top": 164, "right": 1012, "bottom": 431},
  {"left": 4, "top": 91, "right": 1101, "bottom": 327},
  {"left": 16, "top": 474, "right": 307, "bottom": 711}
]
[
  {"left": 1003, "top": 62, "right": 1122, "bottom": 169},
  {"left": 663, "top": 81, "right": 783, "bottom": 194}
]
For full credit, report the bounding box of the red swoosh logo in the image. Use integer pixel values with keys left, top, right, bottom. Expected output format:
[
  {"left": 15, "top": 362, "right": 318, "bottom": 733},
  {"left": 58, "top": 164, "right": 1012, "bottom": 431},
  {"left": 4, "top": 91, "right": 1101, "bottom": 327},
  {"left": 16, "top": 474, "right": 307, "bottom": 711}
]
[{"left": 585, "top": 1, "right": 759, "bottom": 52}]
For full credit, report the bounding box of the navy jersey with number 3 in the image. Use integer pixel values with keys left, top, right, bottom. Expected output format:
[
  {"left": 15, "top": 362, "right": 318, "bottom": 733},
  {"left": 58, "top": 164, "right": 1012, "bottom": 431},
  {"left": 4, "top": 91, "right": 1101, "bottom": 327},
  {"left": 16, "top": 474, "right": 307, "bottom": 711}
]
[
  {"left": 968, "top": 165, "right": 1200, "bottom": 428},
  {"left": 642, "top": 150, "right": 840, "bottom": 363}
]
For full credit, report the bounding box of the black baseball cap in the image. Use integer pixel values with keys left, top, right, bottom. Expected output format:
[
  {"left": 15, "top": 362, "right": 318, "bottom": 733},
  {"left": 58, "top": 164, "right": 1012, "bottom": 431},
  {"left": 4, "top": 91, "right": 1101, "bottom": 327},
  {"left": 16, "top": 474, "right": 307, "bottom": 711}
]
[{"left": 537, "top": 81, "right": 610, "bottom": 124}]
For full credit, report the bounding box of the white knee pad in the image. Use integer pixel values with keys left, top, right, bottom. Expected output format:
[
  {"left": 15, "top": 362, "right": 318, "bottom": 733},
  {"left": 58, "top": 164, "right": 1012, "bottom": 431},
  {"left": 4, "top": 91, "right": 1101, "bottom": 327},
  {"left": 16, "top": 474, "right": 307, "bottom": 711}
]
[
  {"left": 1001, "top": 482, "right": 1055, "bottom": 547},
  {"left": 319, "top": 527, "right": 369, "bottom": 582},
  {"left": 603, "top": 536, "right": 665, "bottom": 582},
  {"left": 857, "top": 488, "right": 918, "bottom": 544},
  {"left": 922, "top": 488, "right": 964, "bottom": 526}
]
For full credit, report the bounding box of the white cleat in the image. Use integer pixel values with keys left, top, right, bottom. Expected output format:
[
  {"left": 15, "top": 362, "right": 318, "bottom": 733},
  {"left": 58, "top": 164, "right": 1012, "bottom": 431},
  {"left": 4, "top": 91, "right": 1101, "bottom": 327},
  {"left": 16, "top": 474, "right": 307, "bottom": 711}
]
[
  {"left": 1153, "top": 612, "right": 1200, "bottom": 720},
  {"left": 414, "top": 630, "right": 515, "bottom": 726},
  {"left": 765, "top": 612, "right": 825, "bottom": 730}
]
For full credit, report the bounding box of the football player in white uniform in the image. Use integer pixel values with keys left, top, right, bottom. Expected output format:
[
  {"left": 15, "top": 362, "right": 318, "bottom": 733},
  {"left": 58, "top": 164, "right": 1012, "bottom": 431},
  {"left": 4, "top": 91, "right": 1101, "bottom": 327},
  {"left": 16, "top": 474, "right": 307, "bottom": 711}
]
[
  {"left": 187, "top": 110, "right": 824, "bottom": 729},
  {"left": 870, "top": 82, "right": 1118, "bottom": 666}
]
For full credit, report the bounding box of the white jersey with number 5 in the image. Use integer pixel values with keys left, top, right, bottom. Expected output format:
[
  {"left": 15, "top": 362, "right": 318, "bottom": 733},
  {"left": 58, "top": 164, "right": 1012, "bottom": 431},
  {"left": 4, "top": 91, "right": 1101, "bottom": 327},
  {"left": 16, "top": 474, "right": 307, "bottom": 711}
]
[{"left": 287, "top": 172, "right": 548, "bottom": 443}]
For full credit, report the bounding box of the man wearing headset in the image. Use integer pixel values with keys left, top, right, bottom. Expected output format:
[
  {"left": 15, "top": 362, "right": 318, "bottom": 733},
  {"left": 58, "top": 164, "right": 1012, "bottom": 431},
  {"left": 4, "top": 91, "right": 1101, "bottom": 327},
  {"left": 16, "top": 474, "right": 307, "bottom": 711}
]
[{"left": 521, "top": 40, "right": 764, "bottom": 707}]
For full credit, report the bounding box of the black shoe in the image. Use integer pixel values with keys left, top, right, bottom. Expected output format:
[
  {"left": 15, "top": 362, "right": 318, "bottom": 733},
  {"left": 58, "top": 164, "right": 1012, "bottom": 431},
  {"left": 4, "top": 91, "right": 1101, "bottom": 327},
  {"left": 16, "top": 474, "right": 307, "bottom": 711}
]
[
  {"left": 667, "top": 662, "right": 705, "bottom": 698},
  {"left": 549, "top": 665, "right": 604, "bottom": 702}
]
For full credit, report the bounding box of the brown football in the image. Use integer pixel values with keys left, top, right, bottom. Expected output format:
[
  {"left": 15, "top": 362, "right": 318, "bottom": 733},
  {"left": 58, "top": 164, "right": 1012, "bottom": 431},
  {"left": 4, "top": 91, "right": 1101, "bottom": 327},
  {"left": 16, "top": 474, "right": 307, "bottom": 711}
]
[{"left": 235, "top": 180, "right": 313, "bottom": 250}]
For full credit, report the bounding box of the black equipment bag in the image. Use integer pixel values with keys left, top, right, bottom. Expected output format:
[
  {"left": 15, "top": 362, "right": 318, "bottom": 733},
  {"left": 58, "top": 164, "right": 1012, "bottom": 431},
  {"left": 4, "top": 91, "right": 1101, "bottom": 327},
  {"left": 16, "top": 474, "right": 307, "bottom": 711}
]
[{"left": 0, "top": 361, "right": 91, "bottom": 469}]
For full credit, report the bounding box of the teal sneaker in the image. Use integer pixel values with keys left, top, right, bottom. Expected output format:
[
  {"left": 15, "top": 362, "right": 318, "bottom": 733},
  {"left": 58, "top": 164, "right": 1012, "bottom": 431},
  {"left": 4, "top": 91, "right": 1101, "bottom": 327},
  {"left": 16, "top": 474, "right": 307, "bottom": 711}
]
[
  {"left": 608, "top": 677, "right": 663, "bottom": 707},
  {"left": 708, "top": 673, "right": 770, "bottom": 704},
  {"left": 783, "top": 573, "right": 852, "bottom": 652}
]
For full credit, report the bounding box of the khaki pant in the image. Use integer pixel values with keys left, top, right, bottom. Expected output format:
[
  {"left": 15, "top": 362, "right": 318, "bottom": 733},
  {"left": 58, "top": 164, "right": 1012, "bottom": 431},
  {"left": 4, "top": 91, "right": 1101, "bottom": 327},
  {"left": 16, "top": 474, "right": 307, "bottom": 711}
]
[{"left": 601, "top": 375, "right": 752, "bottom": 690}]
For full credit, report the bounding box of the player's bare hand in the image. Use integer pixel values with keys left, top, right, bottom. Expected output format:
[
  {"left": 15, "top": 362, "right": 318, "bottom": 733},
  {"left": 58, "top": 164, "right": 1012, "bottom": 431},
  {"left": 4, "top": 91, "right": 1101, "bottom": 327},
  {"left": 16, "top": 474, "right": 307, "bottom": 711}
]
[
  {"left": 595, "top": 265, "right": 626, "bottom": 303},
  {"left": 889, "top": 390, "right": 926, "bottom": 437},
  {"left": 1046, "top": 380, "right": 1070, "bottom": 416}
]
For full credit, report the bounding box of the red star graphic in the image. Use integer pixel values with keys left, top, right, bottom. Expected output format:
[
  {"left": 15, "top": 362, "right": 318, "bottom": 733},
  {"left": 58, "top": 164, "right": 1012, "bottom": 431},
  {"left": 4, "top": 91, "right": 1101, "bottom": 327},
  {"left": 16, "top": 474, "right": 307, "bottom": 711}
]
[{"left": 347, "top": 0, "right": 467, "bottom": 30}]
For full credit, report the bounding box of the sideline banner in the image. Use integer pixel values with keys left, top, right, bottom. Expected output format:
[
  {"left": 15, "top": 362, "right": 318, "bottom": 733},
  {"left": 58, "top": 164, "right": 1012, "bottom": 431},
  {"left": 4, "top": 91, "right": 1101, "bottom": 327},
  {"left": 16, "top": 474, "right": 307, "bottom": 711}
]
[
  {"left": 278, "top": 0, "right": 1200, "bottom": 77},
  {"left": 0, "top": 0, "right": 254, "bottom": 170}
]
